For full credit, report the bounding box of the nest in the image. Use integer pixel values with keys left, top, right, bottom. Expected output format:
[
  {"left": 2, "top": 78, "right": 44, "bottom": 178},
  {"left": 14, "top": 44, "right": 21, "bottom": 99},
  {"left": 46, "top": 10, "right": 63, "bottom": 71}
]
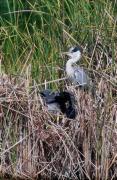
[{"left": 0, "top": 74, "right": 117, "bottom": 179}]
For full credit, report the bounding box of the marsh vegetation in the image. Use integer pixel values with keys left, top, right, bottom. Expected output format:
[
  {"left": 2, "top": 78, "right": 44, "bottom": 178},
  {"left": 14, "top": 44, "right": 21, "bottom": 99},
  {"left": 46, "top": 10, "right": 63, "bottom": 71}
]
[{"left": 0, "top": 0, "right": 117, "bottom": 179}]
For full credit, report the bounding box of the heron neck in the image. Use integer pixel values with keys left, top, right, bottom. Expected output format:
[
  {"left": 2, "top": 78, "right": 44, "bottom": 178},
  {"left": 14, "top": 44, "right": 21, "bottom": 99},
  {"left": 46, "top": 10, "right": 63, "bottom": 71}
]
[
  {"left": 67, "top": 56, "right": 79, "bottom": 65},
  {"left": 66, "top": 57, "right": 78, "bottom": 68},
  {"left": 66, "top": 59, "right": 74, "bottom": 76}
]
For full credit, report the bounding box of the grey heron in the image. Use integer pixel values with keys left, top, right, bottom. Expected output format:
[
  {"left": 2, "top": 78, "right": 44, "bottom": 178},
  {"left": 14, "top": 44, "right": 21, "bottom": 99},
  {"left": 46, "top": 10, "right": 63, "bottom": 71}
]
[
  {"left": 40, "top": 89, "right": 77, "bottom": 119},
  {"left": 63, "top": 46, "right": 90, "bottom": 87}
]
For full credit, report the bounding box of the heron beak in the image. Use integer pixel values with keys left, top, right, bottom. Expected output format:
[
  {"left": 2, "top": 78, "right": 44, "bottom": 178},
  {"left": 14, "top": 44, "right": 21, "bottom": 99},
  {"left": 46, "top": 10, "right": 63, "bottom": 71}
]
[{"left": 61, "top": 52, "right": 72, "bottom": 58}]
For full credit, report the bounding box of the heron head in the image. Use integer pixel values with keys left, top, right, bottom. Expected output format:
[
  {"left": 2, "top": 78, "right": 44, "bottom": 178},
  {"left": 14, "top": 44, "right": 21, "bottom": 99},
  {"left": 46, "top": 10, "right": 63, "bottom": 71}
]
[
  {"left": 68, "top": 46, "right": 83, "bottom": 58},
  {"left": 62, "top": 46, "right": 83, "bottom": 62}
]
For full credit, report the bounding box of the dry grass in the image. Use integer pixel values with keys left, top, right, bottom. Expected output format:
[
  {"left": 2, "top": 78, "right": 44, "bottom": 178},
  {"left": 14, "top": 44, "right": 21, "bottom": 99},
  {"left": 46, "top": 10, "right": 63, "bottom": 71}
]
[{"left": 0, "top": 61, "right": 117, "bottom": 179}]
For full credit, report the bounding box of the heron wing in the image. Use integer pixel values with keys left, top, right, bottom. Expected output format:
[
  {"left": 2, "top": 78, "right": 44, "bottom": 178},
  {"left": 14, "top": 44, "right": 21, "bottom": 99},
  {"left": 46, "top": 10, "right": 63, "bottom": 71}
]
[{"left": 74, "top": 67, "right": 89, "bottom": 85}]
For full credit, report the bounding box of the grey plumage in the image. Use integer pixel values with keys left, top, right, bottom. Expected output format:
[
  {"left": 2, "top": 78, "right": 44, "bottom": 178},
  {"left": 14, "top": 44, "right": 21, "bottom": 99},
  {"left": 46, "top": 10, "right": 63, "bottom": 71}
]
[
  {"left": 69, "top": 66, "right": 90, "bottom": 86},
  {"left": 40, "top": 89, "right": 77, "bottom": 119},
  {"left": 40, "top": 89, "right": 60, "bottom": 114}
]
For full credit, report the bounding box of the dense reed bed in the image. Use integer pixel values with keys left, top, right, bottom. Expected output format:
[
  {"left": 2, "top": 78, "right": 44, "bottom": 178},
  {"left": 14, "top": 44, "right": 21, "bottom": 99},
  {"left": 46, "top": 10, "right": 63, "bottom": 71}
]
[
  {"left": 0, "top": 0, "right": 117, "bottom": 179},
  {"left": 0, "top": 67, "right": 116, "bottom": 179}
]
